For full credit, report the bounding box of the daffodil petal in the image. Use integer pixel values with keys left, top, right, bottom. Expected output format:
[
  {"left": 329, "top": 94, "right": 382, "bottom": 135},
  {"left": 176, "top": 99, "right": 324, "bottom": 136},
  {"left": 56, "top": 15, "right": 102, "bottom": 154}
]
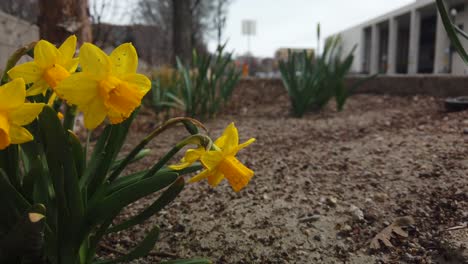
[
  {"left": 79, "top": 43, "right": 111, "bottom": 78},
  {"left": 64, "top": 57, "right": 79, "bottom": 73},
  {"left": 110, "top": 43, "right": 138, "bottom": 76},
  {"left": 220, "top": 122, "right": 238, "bottom": 153},
  {"left": 7, "top": 62, "right": 43, "bottom": 84},
  {"left": 9, "top": 103, "right": 44, "bottom": 126},
  {"left": 0, "top": 114, "right": 11, "bottom": 150},
  {"left": 214, "top": 135, "right": 226, "bottom": 149},
  {"left": 34, "top": 40, "right": 59, "bottom": 68},
  {"left": 0, "top": 78, "right": 26, "bottom": 111},
  {"left": 168, "top": 161, "right": 193, "bottom": 171},
  {"left": 55, "top": 73, "right": 99, "bottom": 106},
  {"left": 235, "top": 138, "right": 256, "bottom": 153},
  {"left": 58, "top": 35, "right": 77, "bottom": 60},
  {"left": 207, "top": 170, "right": 224, "bottom": 187},
  {"left": 121, "top": 73, "right": 151, "bottom": 93},
  {"left": 200, "top": 150, "right": 224, "bottom": 170},
  {"left": 82, "top": 99, "right": 107, "bottom": 130},
  {"left": 26, "top": 79, "right": 49, "bottom": 96},
  {"left": 185, "top": 147, "right": 206, "bottom": 163},
  {"left": 188, "top": 169, "right": 211, "bottom": 183},
  {"left": 9, "top": 124, "right": 33, "bottom": 144}
]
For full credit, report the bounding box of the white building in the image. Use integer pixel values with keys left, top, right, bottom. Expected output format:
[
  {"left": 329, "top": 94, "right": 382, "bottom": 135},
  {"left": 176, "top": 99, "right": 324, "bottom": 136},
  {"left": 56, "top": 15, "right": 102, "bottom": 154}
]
[{"left": 333, "top": 0, "right": 468, "bottom": 75}]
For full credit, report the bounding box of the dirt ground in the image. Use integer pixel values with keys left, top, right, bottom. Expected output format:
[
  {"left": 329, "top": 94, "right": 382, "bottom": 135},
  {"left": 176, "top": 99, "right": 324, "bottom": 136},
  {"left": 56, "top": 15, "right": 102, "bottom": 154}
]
[{"left": 99, "top": 85, "right": 468, "bottom": 264}]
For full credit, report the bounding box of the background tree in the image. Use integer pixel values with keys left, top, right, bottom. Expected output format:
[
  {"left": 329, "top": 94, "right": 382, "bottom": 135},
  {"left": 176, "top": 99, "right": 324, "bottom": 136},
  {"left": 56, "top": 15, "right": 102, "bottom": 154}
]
[
  {"left": 212, "top": 0, "right": 232, "bottom": 47},
  {"left": 38, "top": 0, "right": 92, "bottom": 44}
]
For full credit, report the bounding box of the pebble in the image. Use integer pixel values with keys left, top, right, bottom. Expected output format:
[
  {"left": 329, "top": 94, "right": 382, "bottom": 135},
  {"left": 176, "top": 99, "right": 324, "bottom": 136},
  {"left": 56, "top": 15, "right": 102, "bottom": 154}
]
[
  {"left": 374, "top": 192, "right": 388, "bottom": 202},
  {"left": 314, "top": 234, "right": 322, "bottom": 241},
  {"left": 349, "top": 205, "right": 364, "bottom": 221},
  {"left": 326, "top": 197, "right": 337, "bottom": 207},
  {"left": 463, "top": 128, "right": 468, "bottom": 135}
]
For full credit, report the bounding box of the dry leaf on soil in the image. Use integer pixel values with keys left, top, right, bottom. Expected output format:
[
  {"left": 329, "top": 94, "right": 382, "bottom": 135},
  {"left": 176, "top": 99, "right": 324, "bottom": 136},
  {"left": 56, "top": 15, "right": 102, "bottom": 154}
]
[{"left": 370, "top": 216, "right": 415, "bottom": 250}]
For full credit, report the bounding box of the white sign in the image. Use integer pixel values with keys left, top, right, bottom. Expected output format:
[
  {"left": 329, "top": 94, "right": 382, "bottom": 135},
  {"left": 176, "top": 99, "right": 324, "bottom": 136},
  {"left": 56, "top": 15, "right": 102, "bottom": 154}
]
[{"left": 242, "top": 20, "right": 257, "bottom": 36}]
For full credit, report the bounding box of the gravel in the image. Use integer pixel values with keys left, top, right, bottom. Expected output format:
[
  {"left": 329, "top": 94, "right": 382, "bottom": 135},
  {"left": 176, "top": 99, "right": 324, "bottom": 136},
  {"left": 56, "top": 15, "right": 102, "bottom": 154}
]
[{"left": 98, "top": 86, "right": 468, "bottom": 263}]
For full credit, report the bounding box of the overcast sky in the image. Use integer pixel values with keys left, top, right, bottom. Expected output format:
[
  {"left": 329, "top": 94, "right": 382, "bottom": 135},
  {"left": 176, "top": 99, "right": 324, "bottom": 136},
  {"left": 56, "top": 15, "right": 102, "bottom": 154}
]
[
  {"left": 211, "top": 0, "right": 416, "bottom": 57},
  {"left": 93, "top": 0, "right": 417, "bottom": 58}
]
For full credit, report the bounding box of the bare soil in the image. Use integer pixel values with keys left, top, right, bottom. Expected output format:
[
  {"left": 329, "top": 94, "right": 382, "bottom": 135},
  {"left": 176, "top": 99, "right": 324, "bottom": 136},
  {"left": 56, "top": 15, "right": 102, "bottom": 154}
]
[{"left": 99, "top": 86, "right": 468, "bottom": 264}]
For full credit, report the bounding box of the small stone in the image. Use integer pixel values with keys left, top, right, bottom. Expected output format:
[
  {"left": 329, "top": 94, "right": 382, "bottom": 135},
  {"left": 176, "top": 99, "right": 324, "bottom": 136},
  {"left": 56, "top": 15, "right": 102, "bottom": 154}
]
[
  {"left": 349, "top": 205, "right": 364, "bottom": 221},
  {"left": 342, "top": 224, "right": 352, "bottom": 232},
  {"left": 463, "top": 128, "right": 468, "bottom": 135},
  {"left": 326, "top": 197, "right": 337, "bottom": 207},
  {"left": 374, "top": 192, "right": 388, "bottom": 203},
  {"left": 313, "top": 234, "right": 322, "bottom": 241}
]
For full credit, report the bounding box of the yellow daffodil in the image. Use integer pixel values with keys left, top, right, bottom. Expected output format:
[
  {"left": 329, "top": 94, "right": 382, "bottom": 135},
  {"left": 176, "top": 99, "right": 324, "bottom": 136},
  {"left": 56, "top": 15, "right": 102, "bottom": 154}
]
[
  {"left": 7, "top": 35, "right": 78, "bottom": 96},
  {"left": 0, "top": 78, "right": 45, "bottom": 150},
  {"left": 170, "top": 123, "right": 255, "bottom": 192},
  {"left": 55, "top": 43, "right": 151, "bottom": 130}
]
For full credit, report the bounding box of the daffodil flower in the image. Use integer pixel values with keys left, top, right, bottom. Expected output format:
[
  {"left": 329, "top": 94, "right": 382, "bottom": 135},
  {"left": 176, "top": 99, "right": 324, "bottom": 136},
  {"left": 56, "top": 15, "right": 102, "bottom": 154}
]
[
  {"left": 170, "top": 123, "right": 255, "bottom": 192},
  {"left": 7, "top": 35, "right": 78, "bottom": 96},
  {"left": 0, "top": 78, "right": 45, "bottom": 150},
  {"left": 55, "top": 43, "right": 151, "bottom": 130}
]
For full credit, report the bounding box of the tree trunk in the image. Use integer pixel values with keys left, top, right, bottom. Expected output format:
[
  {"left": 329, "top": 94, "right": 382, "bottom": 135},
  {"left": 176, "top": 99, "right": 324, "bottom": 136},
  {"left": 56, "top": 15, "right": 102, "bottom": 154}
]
[
  {"left": 172, "top": 0, "right": 192, "bottom": 66},
  {"left": 38, "top": 0, "right": 92, "bottom": 44}
]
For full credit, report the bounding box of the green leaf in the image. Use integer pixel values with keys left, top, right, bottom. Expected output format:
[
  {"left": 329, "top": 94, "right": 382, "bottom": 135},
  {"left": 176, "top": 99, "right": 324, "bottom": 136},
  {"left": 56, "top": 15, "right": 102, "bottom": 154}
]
[
  {"left": 106, "top": 177, "right": 184, "bottom": 233},
  {"left": 85, "top": 110, "right": 136, "bottom": 197},
  {"left": 86, "top": 172, "right": 179, "bottom": 225},
  {"left": 436, "top": 0, "right": 468, "bottom": 64},
  {"left": 94, "top": 226, "right": 160, "bottom": 264},
  {"left": 107, "top": 117, "right": 205, "bottom": 183}
]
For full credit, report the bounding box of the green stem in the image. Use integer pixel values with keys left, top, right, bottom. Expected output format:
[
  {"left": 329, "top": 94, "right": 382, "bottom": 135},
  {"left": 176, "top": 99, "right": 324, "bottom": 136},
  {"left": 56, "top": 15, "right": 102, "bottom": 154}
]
[
  {"left": 107, "top": 117, "right": 205, "bottom": 183},
  {"left": 63, "top": 105, "right": 77, "bottom": 132}
]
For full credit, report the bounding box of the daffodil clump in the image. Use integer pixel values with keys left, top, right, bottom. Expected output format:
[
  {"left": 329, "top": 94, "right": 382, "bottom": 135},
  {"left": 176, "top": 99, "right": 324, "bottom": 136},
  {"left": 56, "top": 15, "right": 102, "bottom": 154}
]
[{"left": 0, "top": 36, "right": 255, "bottom": 264}]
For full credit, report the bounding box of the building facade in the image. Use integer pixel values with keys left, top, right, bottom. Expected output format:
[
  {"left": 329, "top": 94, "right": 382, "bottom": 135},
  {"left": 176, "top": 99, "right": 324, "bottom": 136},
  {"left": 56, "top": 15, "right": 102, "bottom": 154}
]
[
  {"left": 334, "top": 0, "right": 468, "bottom": 75},
  {"left": 0, "top": 10, "right": 38, "bottom": 72}
]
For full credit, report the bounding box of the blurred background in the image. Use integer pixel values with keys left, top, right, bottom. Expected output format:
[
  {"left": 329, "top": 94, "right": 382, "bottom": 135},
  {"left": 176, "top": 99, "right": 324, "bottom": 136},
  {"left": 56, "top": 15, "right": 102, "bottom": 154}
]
[{"left": 0, "top": 0, "right": 415, "bottom": 77}]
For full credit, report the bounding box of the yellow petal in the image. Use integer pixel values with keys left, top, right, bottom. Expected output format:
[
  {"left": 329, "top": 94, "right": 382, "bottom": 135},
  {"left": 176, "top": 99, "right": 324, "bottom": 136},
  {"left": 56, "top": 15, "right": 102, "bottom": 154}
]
[
  {"left": 58, "top": 35, "right": 77, "bottom": 60},
  {"left": 0, "top": 78, "right": 26, "bottom": 111},
  {"left": 64, "top": 57, "right": 79, "bottom": 73},
  {"left": 235, "top": 138, "right": 256, "bottom": 153},
  {"left": 79, "top": 43, "right": 111, "bottom": 79},
  {"left": 185, "top": 147, "right": 206, "bottom": 163},
  {"left": 55, "top": 73, "right": 99, "bottom": 106},
  {"left": 220, "top": 123, "right": 238, "bottom": 153},
  {"left": 34, "top": 40, "right": 59, "bottom": 68},
  {"left": 200, "top": 150, "right": 223, "bottom": 170},
  {"left": 168, "top": 161, "right": 193, "bottom": 171},
  {"left": 9, "top": 124, "right": 33, "bottom": 144},
  {"left": 9, "top": 103, "right": 45, "bottom": 126},
  {"left": 110, "top": 43, "right": 138, "bottom": 76},
  {"left": 7, "top": 62, "right": 43, "bottom": 84},
  {"left": 214, "top": 135, "right": 226, "bottom": 149},
  {"left": 207, "top": 170, "right": 224, "bottom": 187},
  {"left": 0, "top": 113, "right": 11, "bottom": 150},
  {"left": 218, "top": 156, "right": 254, "bottom": 192},
  {"left": 169, "top": 147, "right": 206, "bottom": 170},
  {"left": 188, "top": 169, "right": 212, "bottom": 183},
  {"left": 26, "top": 79, "right": 49, "bottom": 96},
  {"left": 82, "top": 99, "right": 107, "bottom": 130},
  {"left": 121, "top": 73, "right": 151, "bottom": 93}
]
